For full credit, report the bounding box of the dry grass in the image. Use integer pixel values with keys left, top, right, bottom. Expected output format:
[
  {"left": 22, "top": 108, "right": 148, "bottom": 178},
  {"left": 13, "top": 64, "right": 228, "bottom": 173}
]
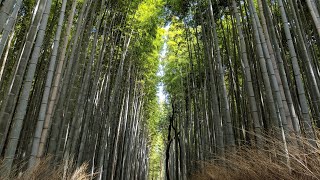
[
  {"left": 0, "top": 157, "right": 92, "bottom": 180},
  {"left": 190, "top": 135, "right": 320, "bottom": 180}
]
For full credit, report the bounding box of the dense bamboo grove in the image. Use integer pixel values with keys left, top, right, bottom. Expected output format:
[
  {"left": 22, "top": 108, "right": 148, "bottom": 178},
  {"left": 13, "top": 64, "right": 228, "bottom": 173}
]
[
  {"left": 0, "top": 0, "right": 165, "bottom": 179},
  {"left": 1, "top": 0, "right": 320, "bottom": 179},
  {"left": 162, "top": 0, "right": 320, "bottom": 179}
]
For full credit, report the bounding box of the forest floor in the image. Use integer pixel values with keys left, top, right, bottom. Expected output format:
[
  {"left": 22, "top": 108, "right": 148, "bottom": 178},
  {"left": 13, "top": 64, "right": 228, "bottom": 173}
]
[{"left": 190, "top": 135, "right": 320, "bottom": 180}]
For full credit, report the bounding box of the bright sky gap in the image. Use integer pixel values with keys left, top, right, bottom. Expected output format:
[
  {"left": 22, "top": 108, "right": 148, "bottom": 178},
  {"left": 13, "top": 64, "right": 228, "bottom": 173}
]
[{"left": 157, "top": 23, "right": 170, "bottom": 103}]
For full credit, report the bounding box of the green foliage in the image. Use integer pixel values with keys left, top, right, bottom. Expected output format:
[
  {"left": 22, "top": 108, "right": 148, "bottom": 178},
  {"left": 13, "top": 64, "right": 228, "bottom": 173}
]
[
  {"left": 128, "top": 0, "right": 165, "bottom": 99},
  {"left": 162, "top": 19, "right": 190, "bottom": 99},
  {"left": 166, "top": 0, "right": 191, "bottom": 17},
  {"left": 147, "top": 102, "right": 168, "bottom": 179},
  {"left": 123, "top": 0, "right": 170, "bottom": 179}
]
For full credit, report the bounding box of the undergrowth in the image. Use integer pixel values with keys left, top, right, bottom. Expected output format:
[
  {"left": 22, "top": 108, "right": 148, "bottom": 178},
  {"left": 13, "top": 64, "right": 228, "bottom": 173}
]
[
  {"left": 191, "top": 134, "right": 320, "bottom": 180},
  {"left": 0, "top": 157, "right": 92, "bottom": 180}
]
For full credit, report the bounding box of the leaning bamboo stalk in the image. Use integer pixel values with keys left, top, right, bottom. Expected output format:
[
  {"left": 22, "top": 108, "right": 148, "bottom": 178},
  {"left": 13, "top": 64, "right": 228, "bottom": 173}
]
[
  {"left": 0, "top": 0, "right": 16, "bottom": 33},
  {"left": 29, "top": 0, "right": 68, "bottom": 166},
  {"left": 0, "top": 0, "right": 48, "bottom": 156},
  {"left": 2, "top": 0, "right": 52, "bottom": 172},
  {"left": 0, "top": 0, "right": 22, "bottom": 62},
  {"left": 277, "top": 0, "right": 316, "bottom": 145}
]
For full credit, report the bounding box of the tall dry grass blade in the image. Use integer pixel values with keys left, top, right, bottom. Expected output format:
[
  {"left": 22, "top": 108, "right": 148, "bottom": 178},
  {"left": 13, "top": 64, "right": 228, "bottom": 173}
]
[
  {"left": 0, "top": 156, "right": 93, "bottom": 180},
  {"left": 191, "top": 134, "right": 320, "bottom": 180}
]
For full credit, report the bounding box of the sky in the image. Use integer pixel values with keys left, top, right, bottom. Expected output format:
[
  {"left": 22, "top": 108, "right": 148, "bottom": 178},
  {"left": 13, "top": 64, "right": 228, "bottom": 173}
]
[{"left": 156, "top": 24, "right": 170, "bottom": 103}]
